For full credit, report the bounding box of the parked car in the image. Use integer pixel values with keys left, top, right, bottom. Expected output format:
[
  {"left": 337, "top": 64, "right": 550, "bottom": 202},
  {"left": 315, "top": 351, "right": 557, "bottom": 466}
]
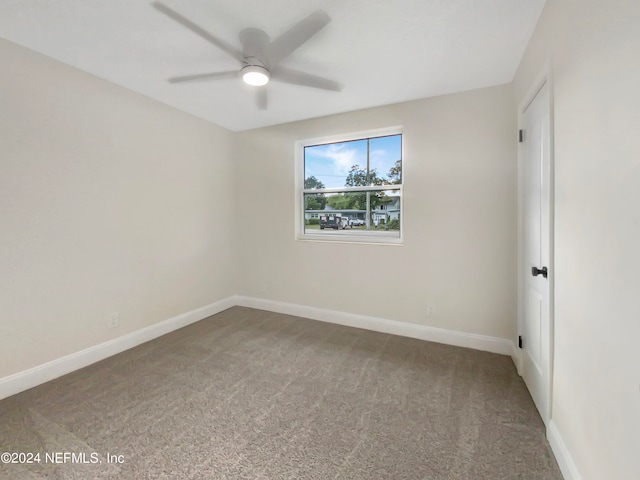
[
  {"left": 339, "top": 217, "right": 353, "bottom": 229},
  {"left": 319, "top": 215, "right": 340, "bottom": 230}
]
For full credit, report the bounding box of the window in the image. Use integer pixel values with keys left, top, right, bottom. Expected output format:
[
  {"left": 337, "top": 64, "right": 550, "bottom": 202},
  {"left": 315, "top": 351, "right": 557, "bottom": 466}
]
[{"left": 296, "top": 128, "right": 403, "bottom": 243}]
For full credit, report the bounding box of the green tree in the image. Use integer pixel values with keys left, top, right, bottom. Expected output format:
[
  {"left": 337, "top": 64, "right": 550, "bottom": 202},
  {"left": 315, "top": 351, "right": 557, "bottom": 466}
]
[
  {"left": 305, "top": 196, "right": 325, "bottom": 210},
  {"left": 342, "top": 165, "right": 391, "bottom": 212},
  {"left": 387, "top": 159, "right": 402, "bottom": 185},
  {"left": 326, "top": 194, "right": 352, "bottom": 210},
  {"left": 304, "top": 176, "right": 327, "bottom": 210},
  {"left": 345, "top": 165, "right": 367, "bottom": 187},
  {"left": 305, "top": 176, "right": 325, "bottom": 189},
  {"left": 345, "top": 165, "right": 383, "bottom": 187}
]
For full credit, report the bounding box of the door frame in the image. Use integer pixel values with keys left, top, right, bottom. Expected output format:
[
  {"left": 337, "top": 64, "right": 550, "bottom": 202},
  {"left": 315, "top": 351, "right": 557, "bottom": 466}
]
[{"left": 516, "top": 63, "right": 555, "bottom": 426}]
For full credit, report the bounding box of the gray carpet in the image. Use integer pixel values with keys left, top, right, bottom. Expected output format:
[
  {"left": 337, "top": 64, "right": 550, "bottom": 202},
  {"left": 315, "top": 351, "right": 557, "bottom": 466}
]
[{"left": 0, "top": 307, "right": 562, "bottom": 479}]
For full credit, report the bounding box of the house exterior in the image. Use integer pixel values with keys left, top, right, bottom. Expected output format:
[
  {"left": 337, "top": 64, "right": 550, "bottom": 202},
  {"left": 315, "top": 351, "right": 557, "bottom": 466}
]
[
  {"left": 306, "top": 196, "right": 400, "bottom": 224},
  {"left": 305, "top": 206, "right": 366, "bottom": 221},
  {"left": 372, "top": 196, "right": 400, "bottom": 223}
]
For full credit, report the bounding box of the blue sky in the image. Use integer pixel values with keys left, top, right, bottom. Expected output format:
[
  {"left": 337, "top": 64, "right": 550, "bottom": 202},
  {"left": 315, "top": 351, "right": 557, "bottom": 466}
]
[{"left": 304, "top": 135, "right": 401, "bottom": 188}]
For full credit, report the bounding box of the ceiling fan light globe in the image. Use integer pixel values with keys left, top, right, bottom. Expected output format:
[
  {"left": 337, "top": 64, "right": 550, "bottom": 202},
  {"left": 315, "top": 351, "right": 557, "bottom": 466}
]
[{"left": 242, "top": 65, "right": 270, "bottom": 86}]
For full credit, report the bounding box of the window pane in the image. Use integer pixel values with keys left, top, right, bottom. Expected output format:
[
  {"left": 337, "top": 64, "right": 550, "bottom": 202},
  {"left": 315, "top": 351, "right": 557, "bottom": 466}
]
[
  {"left": 369, "top": 189, "right": 401, "bottom": 235},
  {"left": 304, "top": 139, "right": 367, "bottom": 189},
  {"left": 304, "top": 189, "right": 400, "bottom": 238},
  {"left": 369, "top": 135, "right": 402, "bottom": 185}
]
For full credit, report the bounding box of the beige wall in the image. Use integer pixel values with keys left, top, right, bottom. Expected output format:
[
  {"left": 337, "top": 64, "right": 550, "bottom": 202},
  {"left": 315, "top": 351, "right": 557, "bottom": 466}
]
[
  {"left": 235, "top": 84, "right": 517, "bottom": 340},
  {"left": 514, "top": 0, "right": 640, "bottom": 478},
  {"left": 0, "top": 39, "right": 237, "bottom": 378}
]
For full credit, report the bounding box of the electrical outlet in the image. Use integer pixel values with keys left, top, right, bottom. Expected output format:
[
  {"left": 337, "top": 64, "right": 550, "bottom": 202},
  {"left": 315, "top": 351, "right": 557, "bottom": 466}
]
[
  {"left": 259, "top": 281, "right": 267, "bottom": 292},
  {"left": 427, "top": 305, "right": 435, "bottom": 317},
  {"left": 107, "top": 312, "right": 119, "bottom": 329}
]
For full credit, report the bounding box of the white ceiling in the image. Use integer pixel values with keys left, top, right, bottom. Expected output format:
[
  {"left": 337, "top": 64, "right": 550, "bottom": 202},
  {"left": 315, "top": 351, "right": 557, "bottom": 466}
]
[{"left": 0, "top": 0, "right": 546, "bottom": 132}]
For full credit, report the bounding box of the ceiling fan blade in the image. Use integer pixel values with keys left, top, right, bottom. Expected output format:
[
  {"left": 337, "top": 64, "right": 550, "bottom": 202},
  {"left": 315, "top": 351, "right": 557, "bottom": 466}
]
[
  {"left": 168, "top": 71, "right": 238, "bottom": 83},
  {"left": 256, "top": 87, "right": 268, "bottom": 110},
  {"left": 272, "top": 66, "right": 343, "bottom": 92},
  {"left": 266, "top": 10, "right": 331, "bottom": 66},
  {"left": 152, "top": 2, "right": 244, "bottom": 63}
]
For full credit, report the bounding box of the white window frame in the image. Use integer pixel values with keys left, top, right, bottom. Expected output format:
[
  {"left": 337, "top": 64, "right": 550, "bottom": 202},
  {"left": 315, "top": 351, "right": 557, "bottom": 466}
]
[{"left": 295, "top": 126, "right": 404, "bottom": 245}]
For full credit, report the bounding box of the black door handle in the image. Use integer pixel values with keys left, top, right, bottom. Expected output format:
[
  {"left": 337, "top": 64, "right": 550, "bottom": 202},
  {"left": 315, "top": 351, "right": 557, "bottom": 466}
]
[{"left": 531, "top": 266, "right": 548, "bottom": 278}]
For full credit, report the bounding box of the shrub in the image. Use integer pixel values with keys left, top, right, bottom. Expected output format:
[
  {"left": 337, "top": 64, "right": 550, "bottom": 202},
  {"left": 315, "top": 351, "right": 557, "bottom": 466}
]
[{"left": 387, "top": 218, "right": 400, "bottom": 230}]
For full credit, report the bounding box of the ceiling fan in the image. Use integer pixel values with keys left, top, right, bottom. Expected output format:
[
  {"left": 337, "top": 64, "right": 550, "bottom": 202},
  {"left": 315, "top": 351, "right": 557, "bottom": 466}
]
[{"left": 152, "top": 2, "right": 343, "bottom": 110}]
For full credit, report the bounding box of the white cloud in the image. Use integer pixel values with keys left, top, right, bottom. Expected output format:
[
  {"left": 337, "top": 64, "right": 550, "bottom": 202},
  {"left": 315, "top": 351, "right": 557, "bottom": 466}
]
[
  {"left": 369, "top": 148, "right": 386, "bottom": 161},
  {"left": 313, "top": 144, "right": 361, "bottom": 176}
]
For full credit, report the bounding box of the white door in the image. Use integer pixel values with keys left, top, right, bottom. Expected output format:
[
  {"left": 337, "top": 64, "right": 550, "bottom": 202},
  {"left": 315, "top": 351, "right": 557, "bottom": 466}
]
[{"left": 520, "top": 80, "right": 552, "bottom": 424}]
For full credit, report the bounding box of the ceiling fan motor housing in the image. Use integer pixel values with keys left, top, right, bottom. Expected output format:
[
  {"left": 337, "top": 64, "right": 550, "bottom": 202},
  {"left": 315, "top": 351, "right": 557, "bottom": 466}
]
[
  {"left": 239, "top": 28, "right": 271, "bottom": 86},
  {"left": 240, "top": 28, "right": 270, "bottom": 63}
]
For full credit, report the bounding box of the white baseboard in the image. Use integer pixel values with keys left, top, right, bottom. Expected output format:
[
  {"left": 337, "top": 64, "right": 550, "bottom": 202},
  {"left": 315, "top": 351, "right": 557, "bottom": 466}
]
[
  {"left": 547, "top": 420, "right": 582, "bottom": 480},
  {"left": 0, "top": 297, "right": 236, "bottom": 401},
  {"left": 234, "top": 295, "right": 514, "bottom": 356}
]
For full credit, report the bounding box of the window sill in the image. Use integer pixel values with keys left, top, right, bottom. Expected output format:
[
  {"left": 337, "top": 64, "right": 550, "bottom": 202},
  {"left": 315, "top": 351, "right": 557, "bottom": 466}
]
[{"left": 297, "top": 232, "right": 404, "bottom": 246}]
